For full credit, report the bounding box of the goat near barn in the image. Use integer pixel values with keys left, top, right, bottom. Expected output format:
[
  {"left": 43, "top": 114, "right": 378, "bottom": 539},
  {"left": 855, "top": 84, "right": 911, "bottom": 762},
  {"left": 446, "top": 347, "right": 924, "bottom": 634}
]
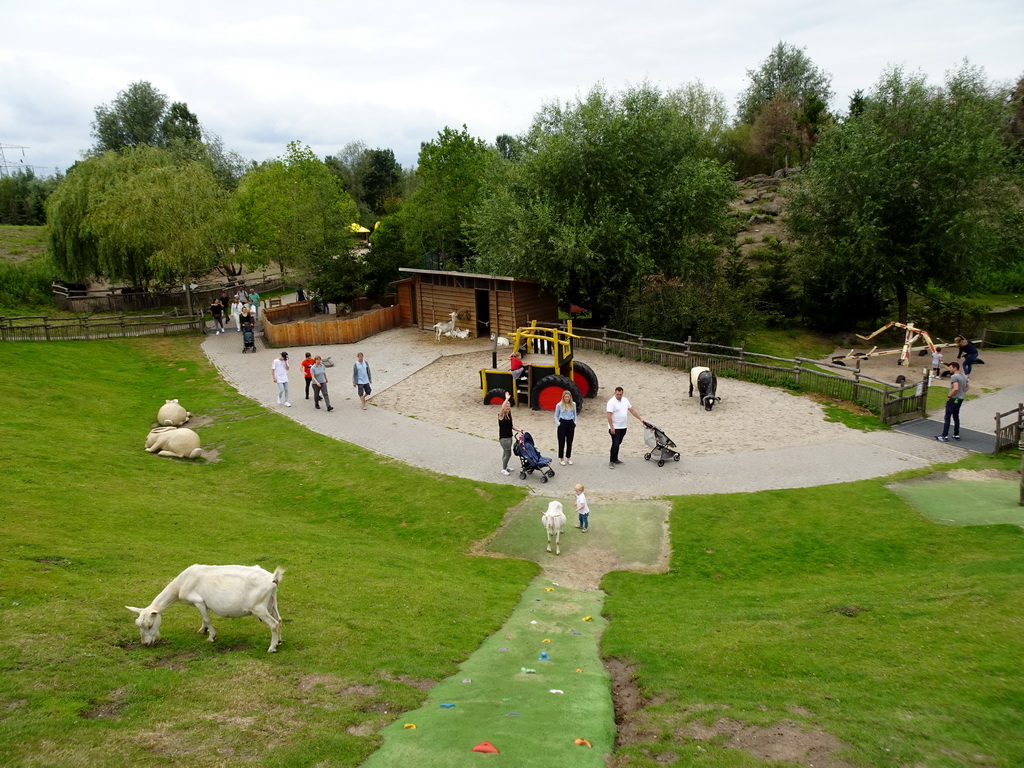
[
  {"left": 688, "top": 366, "right": 721, "bottom": 411},
  {"left": 542, "top": 500, "right": 567, "bottom": 555},
  {"left": 432, "top": 311, "right": 458, "bottom": 341},
  {"left": 127, "top": 564, "right": 284, "bottom": 653}
]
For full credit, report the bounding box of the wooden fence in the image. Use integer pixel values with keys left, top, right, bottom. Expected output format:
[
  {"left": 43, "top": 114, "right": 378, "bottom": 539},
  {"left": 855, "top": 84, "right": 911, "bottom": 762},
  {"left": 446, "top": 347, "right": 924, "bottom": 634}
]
[
  {"left": 52, "top": 271, "right": 292, "bottom": 313},
  {"left": 571, "top": 326, "right": 929, "bottom": 426},
  {"left": 0, "top": 312, "right": 204, "bottom": 341},
  {"left": 994, "top": 404, "right": 1024, "bottom": 453},
  {"left": 263, "top": 304, "right": 402, "bottom": 347}
]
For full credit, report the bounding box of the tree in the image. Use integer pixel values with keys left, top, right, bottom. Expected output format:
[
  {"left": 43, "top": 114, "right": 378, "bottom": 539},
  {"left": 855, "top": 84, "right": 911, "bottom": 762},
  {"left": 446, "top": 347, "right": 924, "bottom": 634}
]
[
  {"left": 470, "top": 83, "right": 735, "bottom": 325},
  {"left": 401, "top": 125, "right": 495, "bottom": 268},
  {"left": 0, "top": 169, "right": 60, "bottom": 225},
  {"left": 47, "top": 145, "right": 231, "bottom": 312},
  {"left": 750, "top": 96, "right": 802, "bottom": 172},
  {"left": 789, "top": 64, "right": 1023, "bottom": 326},
  {"left": 234, "top": 142, "right": 359, "bottom": 270},
  {"left": 92, "top": 81, "right": 190, "bottom": 152},
  {"left": 736, "top": 42, "right": 834, "bottom": 125}
]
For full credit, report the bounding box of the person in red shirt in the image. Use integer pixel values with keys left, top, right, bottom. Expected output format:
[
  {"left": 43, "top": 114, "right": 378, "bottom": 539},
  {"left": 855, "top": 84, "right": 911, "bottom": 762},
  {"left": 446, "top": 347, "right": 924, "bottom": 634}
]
[{"left": 300, "top": 352, "right": 316, "bottom": 400}]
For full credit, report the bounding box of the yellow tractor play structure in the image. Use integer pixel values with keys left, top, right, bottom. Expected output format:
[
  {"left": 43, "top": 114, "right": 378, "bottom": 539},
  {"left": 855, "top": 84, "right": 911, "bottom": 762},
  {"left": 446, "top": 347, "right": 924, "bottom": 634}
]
[{"left": 480, "top": 321, "right": 599, "bottom": 410}]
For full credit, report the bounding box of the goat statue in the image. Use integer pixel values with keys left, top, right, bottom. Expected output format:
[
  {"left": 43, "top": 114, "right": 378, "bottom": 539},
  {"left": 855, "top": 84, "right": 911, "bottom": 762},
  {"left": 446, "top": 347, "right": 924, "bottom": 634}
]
[{"left": 127, "top": 564, "right": 284, "bottom": 653}]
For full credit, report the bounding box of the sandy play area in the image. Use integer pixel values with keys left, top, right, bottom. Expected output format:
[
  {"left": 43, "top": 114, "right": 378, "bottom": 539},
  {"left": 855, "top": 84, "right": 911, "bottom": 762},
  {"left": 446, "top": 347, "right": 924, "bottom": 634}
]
[
  {"left": 369, "top": 335, "right": 1022, "bottom": 462},
  {"left": 371, "top": 346, "right": 858, "bottom": 460}
]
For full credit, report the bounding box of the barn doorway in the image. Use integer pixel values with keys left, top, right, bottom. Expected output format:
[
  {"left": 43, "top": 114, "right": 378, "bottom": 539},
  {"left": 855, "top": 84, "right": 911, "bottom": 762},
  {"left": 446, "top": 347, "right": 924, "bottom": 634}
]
[{"left": 475, "top": 289, "right": 490, "bottom": 338}]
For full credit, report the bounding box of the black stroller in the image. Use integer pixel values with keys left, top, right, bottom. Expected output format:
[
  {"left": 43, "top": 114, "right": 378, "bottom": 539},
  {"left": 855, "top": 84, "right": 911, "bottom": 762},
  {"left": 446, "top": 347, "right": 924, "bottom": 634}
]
[
  {"left": 513, "top": 431, "right": 556, "bottom": 483},
  {"left": 643, "top": 421, "right": 680, "bottom": 467},
  {"left": 242, "top": 329, "right": 256, "bottom": 353}
]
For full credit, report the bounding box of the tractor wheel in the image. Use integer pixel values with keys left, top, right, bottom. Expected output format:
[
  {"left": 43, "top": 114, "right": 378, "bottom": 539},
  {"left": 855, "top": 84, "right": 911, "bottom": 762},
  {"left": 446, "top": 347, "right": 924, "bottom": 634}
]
[
  {"left": 484, "top": 387, "right": 509, "bottom": 406},
  {"left": 571, "top": 361, "right": 599, "bottom": 398},
  {"left": 530, "top": 375, "right": 583, "bottom": 411}
]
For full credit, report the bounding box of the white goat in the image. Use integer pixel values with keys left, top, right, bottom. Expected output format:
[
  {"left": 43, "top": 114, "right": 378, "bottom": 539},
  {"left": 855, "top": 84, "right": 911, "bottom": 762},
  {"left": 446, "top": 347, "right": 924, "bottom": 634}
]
[
  {"left": 127, "top": 564, "right": 284, "bottom": 653},
  {"left": 433, "top": 311, "right": 458, "bottom": 341},
  {"left": 542, "top": 500, "right": 567, "bottom": 556},
  {"left": 491, "top": 334, "right": 510, "bottom": 347}
]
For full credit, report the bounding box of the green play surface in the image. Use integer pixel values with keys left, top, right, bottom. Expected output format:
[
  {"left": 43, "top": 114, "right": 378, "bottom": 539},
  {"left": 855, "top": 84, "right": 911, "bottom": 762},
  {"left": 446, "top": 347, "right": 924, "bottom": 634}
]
[
  {"left": 362, "top": 577, "right": 613, "bottom": 767},
  {"left": 488, "top": 497, "right": 667, "bottom": 568},
  {"left": 364, "top": 498, "right": 668, "bottom": 766},
  {"left": 889, "top": 477, "right": 1024, "bottom": 527}
]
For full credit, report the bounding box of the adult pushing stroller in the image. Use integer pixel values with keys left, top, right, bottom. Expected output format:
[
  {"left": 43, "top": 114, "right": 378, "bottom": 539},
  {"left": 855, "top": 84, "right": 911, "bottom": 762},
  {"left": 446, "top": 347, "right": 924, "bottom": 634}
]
[
  {"left": 513, "top": 431, "right": 556, "bottom": 483},
  {"left": 643, "top": 421, "right": 680, "bottom": 467},
  {"left": 242, "top": 329, "right": 256, "bottom": 353}
]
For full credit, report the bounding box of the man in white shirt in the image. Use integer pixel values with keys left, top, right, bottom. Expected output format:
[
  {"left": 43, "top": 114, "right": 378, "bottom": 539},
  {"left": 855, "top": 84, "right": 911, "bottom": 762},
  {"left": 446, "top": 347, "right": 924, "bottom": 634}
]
[
  {"left": 271, "top": 351, "right": 291, "bottom": 407},
  {"left": 606, "top": 386, "right": 643, "bottom": 469}
]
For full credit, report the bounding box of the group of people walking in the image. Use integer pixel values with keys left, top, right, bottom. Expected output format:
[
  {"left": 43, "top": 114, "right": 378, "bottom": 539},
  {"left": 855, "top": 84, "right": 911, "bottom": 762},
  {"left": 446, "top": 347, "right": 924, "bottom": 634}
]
[
  {"left": 209, "top": 288, "right": 260, "bottom": 335},
  {"left": 270, "top": 351, "right": 371, "bottom": 413}
]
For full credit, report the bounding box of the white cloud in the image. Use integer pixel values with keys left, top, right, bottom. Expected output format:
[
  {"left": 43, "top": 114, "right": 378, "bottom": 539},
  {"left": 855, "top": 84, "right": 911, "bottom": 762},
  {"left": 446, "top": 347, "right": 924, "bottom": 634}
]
[{"left": 1, "top": 0, "right": 1021, "bottom": 175}]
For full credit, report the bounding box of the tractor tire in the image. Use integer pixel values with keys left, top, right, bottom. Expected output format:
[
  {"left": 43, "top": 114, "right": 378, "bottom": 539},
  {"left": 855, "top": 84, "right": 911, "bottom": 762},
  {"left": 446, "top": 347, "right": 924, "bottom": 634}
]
[
  {"left": 571, "top": 361, "right": 599, "bottom": 398},
  {"left": 530, "top": 375, "right": 583, "bottom": 412},
  {"left": 484, "top": 387, "right": 509, "bottom": 406}
]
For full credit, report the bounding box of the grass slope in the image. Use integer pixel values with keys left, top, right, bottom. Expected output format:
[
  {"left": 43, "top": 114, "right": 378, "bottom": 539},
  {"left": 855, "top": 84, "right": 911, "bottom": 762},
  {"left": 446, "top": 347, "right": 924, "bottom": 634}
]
[
  {"left": 602, "top": 481, "right": 1024, "bottom": 767},
  {"left": 0, "top": 336, "right": 536, "bottom": 767}
]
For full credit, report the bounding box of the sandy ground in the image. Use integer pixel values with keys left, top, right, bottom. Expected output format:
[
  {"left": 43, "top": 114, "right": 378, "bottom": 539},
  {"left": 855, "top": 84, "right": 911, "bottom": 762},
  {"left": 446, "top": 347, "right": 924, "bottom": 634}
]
[
  {"left": 823, "top": 345, "right": 1023, "bottom": 390},
  {"left": 372, "top": 346, "right": 857, "bottom": 459}
]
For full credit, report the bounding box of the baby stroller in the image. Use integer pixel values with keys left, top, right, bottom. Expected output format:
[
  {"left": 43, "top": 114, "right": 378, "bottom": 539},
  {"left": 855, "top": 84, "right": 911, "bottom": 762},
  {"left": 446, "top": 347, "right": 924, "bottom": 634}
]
[
  {"left": 513, "top": 431, "right": 556, "bottom": 483},
  {"left": 242, "top": 329, "right": 256, "bottom": 353},
  {"left": 643, "top": 421, "right": 680, "bottom": 467}
]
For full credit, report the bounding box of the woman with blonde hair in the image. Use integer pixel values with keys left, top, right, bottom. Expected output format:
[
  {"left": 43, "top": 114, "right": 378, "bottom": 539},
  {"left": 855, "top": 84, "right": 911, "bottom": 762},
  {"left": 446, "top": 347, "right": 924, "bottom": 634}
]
[
  {"left": 498, "top": 395, "right": 516, "bottom": 476},
  {"left": 554, "top": 390, "right": 577, "bottom": 466}
]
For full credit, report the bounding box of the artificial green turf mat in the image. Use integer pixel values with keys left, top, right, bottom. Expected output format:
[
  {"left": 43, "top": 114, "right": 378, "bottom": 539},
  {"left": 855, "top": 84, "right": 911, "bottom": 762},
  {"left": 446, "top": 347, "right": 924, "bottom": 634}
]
[
  {"left": 363, "top": 576, "right": 613, "bottom": 767},
  {"left": 890, "top": 478, "right": 1024, "bottom": 526},
  {"left": 487, "top": 497, "right": 667, "bottom": 569}
]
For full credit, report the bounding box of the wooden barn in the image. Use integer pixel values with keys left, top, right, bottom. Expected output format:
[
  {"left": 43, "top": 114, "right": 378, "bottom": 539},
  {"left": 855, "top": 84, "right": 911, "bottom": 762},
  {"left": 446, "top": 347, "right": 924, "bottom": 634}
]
[{"left": 395, "top": 268, "right": 559, "bottom": 338}]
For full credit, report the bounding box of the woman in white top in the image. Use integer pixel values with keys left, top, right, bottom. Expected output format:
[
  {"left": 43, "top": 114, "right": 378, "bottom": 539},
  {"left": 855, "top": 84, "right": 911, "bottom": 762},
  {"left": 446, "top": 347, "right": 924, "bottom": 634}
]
[
  {"left": 554, "top": 390, "right": 578, "bottom": 466},
  {"left": 230, "top": 297, "right": 243, "bottom": 331}
]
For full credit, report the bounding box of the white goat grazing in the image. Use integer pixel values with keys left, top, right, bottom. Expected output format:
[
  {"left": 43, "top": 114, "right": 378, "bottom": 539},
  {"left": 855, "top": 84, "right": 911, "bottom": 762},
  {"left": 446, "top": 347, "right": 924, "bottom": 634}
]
[
  {"left": 542, "top": 500, "right": 567, "bottom": 555},
  {"left": 127, "top": 564, "right": 284, "bottom": 653},
  {"left": 433, "top": 311, "right": 458, "bottom": 341}
]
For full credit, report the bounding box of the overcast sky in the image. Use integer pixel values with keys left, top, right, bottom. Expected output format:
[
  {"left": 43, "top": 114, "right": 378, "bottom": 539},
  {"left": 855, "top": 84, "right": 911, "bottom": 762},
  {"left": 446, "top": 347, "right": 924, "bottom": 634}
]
[{"left": 1, "top": 0, "right": 1021, "bottom": 177}]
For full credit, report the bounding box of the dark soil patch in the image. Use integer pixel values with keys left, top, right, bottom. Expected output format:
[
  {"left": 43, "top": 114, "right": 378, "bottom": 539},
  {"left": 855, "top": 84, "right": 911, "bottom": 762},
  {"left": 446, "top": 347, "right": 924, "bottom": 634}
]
[
  {"left": 606, "top": 657, "right": 652, "bottom": 748},
  {"left": 79, "top": 687, "right": 131, "bottom": 720},
  {"left": 681, "top": 717, "right": 855, "bottom": 767}
]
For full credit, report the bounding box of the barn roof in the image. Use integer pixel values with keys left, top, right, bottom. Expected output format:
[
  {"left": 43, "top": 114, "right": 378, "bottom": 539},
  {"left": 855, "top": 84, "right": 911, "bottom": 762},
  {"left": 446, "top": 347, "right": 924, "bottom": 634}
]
[{"left": 397, "top": 267, "right": 540, "bottom": 284}]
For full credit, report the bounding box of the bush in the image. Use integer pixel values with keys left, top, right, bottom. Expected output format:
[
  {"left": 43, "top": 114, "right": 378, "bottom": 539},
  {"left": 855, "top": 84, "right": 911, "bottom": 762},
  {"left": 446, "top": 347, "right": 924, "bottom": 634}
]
[{"left": 0, "top": 256, "right": 54, "bottom": 312}]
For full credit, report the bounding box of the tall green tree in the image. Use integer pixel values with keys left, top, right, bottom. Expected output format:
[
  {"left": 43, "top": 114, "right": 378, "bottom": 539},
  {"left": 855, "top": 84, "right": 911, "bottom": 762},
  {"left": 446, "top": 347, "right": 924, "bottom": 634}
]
[
  {"left": 736, "top": 42, "right": 834, "bottom": 125},
  {"left": 470, "top": 83, "right": 735, "bottom": 324},
  {"left": 91, "top": 81, "right": 202, "bottom": 154},
  {"left": 789, "top": 63, "right": 1023, "bottom": 326},
  {"left": 234, "top": 142, "right": 358, "bottom": 270},
  {"left": 402, "top": 125, "right": 495, "bottom": 268}
]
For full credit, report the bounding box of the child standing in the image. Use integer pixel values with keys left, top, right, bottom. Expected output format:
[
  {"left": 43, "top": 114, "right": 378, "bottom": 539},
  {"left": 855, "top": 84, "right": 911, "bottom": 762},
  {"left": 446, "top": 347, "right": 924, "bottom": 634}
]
[
  {"left": 574, "top": 484, "right": 589, "bottom": 532},
  {"left": 931, "top": 349, "right": 942, "bottom": 379}
]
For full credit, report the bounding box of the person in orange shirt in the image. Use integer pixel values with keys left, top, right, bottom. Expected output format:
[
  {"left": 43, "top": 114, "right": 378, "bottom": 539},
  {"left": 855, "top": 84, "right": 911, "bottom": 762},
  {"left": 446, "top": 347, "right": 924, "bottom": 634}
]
[{"left": 300, "top": 352, "right": 316, "bottom": 400}]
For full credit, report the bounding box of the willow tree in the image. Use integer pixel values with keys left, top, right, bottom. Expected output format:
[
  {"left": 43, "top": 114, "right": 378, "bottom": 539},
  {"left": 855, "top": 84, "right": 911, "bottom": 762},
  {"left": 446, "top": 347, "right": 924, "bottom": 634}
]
[{"left": 47, "top": 145, "right": 231, "bottom": 313}]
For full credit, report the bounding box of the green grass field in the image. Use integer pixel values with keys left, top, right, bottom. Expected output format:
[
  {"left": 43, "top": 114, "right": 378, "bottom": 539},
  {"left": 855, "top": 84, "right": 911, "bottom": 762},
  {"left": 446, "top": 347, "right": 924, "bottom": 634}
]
[
  {"left": 0, "top": 336, "right": 536, "bottom": 766},
  {"left": 601, "top": 477, "right": 1024, "bottom": 767},
  {"left": 2, "top": 334, "right": 1022, "bottom": 767}
]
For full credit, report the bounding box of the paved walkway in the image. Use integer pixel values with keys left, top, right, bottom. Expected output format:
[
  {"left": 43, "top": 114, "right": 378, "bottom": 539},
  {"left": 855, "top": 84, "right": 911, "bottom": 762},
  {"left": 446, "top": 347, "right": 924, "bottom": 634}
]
[{"left": 202, "top": 324, "right": 998, "bottom": 498}]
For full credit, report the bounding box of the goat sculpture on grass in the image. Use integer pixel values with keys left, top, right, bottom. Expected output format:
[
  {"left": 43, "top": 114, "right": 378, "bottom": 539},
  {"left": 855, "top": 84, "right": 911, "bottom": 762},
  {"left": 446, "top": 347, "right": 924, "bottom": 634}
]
[
  {"left": 127, "top": 564, "right": 284, "bottom": 653},
  {"left": 542, "top": 500, "right": 567, "bottom": 555}
]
